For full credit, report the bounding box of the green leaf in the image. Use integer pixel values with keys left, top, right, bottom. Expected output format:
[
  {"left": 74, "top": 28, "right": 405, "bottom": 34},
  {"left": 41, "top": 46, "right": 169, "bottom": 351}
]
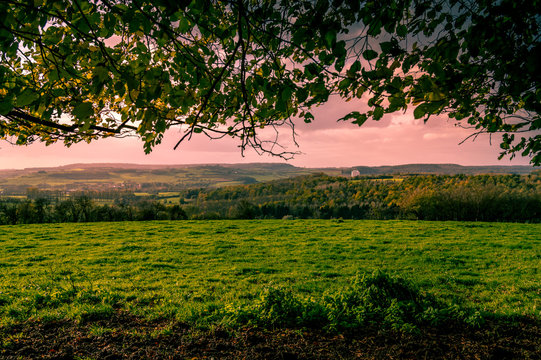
[
  {"left": 104, "top": 13, "right": 117, "bottom": 30},
  {"left": 356, "top": 86, "right": 366, "bottom": 98},
  {"left": 72, "top": 102, "right": 94, "bottom": 120},
  {"left": 402, "top": 54, "right": 419, "bottom": 73},
  {"left": 0, "top": 99, "right": 13, "bottom": 115},
  {"left": 304, "top": 63, "right": 320, "bottom": 79},
  {"left": 178, "top": 16, "right": 190, "bottom": 33},
  {"left": 380, "top": 42, "right": 393, "bottom": 55},
  {"left": 428, "top": 91, "right": 445, "bottom": 101},
  {"left": 367, "top": 20, "right": 382, "bottom": 36},
  {"left": 335, "top": 57, "right": 345, "bottom": 72},
  {"left": 276, "top": 97, "right": 287, "bottom": 112},
  {"left": 363, "top": 49, "right": 378, "bottom": 61},
  {"left": 303, "top": 111, "right": 314, "bottom": 123},
  {"left": 339, "top": 111, "right": 368, "bottom": 126},
  {"left": 325, "top": 30, "right": 336, "bottom": 48},
  {"left": 155, "top": 118, "right": 166, "bottom": 133},
  {"left": 93, "top": 66, "right": 109, "bottom": 83},
  {"left": 338, "top": 78, "right": 351, "bottom": 91},
  {"left": 296, "top": 87, "right": 308, "bottom": 103},
  {"left": 414, "top": 105, "right": 426, "bottom": 119},
  {"left": 396, "top": 24, "right": 407, "bottom": 38},
  {"left": 349, "top": 60, "right": 361, "bottom": 75},
  {"left": 16, "top": 89, "right": 39, "bottom": 107},
  {"left": 281, "top": 86, "right": 293, "bottom": 102},
  {"left": 424, "top": 101, "right": 444, "bottom": 115},
  {"left": 373, "top": 107, "right": 384, "bottom": 120}
]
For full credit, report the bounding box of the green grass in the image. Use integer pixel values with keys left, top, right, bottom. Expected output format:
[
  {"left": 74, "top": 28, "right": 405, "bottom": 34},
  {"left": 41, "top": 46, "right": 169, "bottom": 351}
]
[{"left": 0, "top": 220, "right": 539, "bottom": 327}]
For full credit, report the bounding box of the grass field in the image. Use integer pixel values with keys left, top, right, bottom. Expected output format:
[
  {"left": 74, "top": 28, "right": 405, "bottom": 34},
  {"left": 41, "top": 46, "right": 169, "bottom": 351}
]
[{"left": 0, "top": 220, "right": 539, "bottom": 329}]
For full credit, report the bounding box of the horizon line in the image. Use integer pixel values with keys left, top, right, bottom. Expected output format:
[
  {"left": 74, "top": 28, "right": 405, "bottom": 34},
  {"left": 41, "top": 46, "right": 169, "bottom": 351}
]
[{"left": 0, "top": 161, "right": 535, "bottom": 172}]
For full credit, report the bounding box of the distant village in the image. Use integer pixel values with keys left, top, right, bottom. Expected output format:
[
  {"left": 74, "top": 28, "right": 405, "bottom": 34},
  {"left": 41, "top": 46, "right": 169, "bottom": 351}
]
[{"left": 1, "top": 182, "right": 145, "bottom": 200}]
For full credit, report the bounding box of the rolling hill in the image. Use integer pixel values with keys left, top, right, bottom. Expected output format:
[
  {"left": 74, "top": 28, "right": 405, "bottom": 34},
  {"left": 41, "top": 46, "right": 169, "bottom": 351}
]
[{"left": 0, "top": 162, "right": 535, "bottom": 194}]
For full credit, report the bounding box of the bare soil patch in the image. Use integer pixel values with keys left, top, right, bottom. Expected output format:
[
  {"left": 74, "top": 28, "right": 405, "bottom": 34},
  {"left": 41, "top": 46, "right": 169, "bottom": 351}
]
[{"left": 1, "top": 312, "right": 540, "bottom": 359}]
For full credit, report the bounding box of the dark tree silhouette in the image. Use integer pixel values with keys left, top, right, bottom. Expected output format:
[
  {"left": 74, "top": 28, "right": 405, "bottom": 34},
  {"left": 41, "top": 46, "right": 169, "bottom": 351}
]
[{"left": 1, "top": 0, "right": 539, "bottom": 163}]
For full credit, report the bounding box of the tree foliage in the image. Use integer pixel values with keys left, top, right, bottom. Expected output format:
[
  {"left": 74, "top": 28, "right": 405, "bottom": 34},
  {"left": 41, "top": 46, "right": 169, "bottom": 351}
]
[
  {"left": 1, "top": 0, "right": 540, "bottom": 163},
  {"left": 2, "top": 173, "right": 540, "bottom": 224},
  {"left": 179, "top": 173, "right": 541, "bottom": 222}
]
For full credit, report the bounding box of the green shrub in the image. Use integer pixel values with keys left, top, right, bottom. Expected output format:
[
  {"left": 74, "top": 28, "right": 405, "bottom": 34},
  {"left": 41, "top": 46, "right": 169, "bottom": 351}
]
[
  {"left": 225, "top": 271, "right": 484, "bottom": 333},
  {"left": 324, "top": 271, "right": 438, "bottom": 331}
]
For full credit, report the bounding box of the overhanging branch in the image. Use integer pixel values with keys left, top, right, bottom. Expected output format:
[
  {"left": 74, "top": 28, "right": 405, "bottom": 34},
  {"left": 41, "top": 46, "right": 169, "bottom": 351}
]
[{"left": 4, "top": 110, "right": 138, "bottom": 134}]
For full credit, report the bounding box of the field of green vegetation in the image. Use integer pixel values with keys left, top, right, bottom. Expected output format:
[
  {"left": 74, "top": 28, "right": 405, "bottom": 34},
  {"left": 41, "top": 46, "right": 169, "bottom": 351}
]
[
  {"left": 0, "top": 163, "right": 534, "bottom": 197},
  {"left": 0, "top": 163, "right": 317, "bottom": 194},
  {"left": 1, "top": 220, "right": 539, "bottom": 332}
]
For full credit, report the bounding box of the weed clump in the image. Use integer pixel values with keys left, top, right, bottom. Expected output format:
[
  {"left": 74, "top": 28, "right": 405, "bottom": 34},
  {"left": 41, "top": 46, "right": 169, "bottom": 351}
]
[{"left": 225, "top": 271, "right": 484, "bottom": 333}]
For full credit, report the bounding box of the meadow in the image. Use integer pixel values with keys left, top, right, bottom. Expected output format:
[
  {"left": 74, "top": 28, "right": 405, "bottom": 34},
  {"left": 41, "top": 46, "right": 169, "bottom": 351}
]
[{"left": 0, "top": 219, "right": 539, "bottom": 329}]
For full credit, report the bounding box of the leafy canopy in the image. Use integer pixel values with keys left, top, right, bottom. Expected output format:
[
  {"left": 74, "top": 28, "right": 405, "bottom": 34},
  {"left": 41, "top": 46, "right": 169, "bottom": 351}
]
[{"left": 1, "top": 0, "right": 540, "bottom": 164}]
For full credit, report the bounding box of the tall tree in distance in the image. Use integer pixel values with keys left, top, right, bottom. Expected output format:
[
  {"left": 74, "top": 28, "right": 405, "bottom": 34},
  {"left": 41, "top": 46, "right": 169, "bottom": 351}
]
[{"left": 1, "top": 0, "right": 539, "bottom": 163}]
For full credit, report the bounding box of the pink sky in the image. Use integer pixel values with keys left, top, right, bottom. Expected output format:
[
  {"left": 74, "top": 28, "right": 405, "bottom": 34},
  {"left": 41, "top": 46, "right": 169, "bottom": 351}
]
[{"left": 0, "top": 97, "right": 533, "bottom": 170}]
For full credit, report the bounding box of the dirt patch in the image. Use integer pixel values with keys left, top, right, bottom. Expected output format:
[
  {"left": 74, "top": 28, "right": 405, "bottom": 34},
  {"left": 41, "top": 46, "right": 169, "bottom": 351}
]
[{"left": 1, "top": 312, "right": 540, "bottom": 359}]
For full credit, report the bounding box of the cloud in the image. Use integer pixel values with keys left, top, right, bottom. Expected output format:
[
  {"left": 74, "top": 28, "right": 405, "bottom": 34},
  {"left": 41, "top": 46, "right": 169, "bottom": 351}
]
[{"left": 423, "top": 132, "right": 455, "bottom": 140}]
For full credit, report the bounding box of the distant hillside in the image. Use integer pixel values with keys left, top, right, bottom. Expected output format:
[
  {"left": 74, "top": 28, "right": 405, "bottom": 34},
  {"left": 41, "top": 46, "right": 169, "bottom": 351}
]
[
  {"left": 27, "top": 162, "right": 298, "bottom": 171},
  {"left": 345, "top": 163, "right": 534, "bottom": 175},
  {"left": 0, "top": 162, "right": 535, "bottom": 194},
  {"left": 0, "top": 163, "right": 314, "bottom": 194}
]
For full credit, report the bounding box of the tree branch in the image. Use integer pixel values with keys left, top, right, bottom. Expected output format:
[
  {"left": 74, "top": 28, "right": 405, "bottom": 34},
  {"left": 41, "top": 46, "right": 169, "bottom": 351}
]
[{"left": 4, "top": 110, "right": 137, "bottom": 134}]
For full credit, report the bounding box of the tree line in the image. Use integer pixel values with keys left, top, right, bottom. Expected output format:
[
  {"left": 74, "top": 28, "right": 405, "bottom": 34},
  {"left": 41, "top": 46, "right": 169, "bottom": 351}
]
[
  {"left": 0, "top": 197, "right": 187, "bottom": 225},
  {"left": 2, "top": 173, "right": 538, "bottom": 225},
  {"left": 180, "top": 173, "right": 541, "bottom": 222}
]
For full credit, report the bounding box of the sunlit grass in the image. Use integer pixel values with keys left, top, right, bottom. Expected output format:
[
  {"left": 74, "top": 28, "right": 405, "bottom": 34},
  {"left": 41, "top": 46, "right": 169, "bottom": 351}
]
[{"left": 0, "top": 220, "right": 539, "bottom": 326}]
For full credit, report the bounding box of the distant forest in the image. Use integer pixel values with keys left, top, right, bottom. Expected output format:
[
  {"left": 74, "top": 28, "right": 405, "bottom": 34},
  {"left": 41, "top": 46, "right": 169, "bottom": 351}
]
[{"left": 1, "top": 173, "right": 540, "bottom": 224}]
